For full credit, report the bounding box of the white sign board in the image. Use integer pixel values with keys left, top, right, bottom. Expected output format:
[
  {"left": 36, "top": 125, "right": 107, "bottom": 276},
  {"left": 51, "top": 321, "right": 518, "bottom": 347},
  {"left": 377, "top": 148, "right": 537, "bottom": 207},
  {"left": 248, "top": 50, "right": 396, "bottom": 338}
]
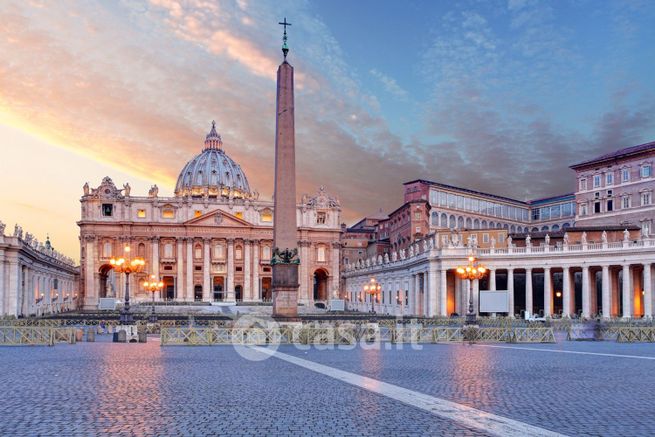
[
  {"left": 98, "top": 298, "right": 119, "bottom": 310},
  {"left": 328, "top": 299, "right": 345, "bottom": 312},
  {"left": 479, "top": 291, "right": 509, "bottom": 313}
]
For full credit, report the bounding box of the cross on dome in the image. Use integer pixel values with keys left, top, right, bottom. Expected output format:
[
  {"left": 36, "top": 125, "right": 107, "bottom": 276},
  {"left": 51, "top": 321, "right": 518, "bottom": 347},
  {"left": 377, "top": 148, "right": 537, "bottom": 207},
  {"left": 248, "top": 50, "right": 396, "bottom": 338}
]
[{"left": 204, "top": 120, "right": 223, "bottom": 150}]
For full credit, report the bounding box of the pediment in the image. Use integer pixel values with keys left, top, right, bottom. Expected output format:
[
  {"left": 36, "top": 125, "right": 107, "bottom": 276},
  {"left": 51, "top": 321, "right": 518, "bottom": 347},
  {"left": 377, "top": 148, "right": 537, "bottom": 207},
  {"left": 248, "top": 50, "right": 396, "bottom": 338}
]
[{"left": 185, "top": 209, "right": 252, "bottom": 227}]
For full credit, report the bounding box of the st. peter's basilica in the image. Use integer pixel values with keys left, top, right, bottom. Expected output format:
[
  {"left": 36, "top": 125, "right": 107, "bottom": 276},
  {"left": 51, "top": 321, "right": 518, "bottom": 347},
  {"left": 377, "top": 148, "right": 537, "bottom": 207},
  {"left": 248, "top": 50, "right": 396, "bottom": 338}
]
[{"left": 78, "top": 122, "right": 341, "bottom": 309}]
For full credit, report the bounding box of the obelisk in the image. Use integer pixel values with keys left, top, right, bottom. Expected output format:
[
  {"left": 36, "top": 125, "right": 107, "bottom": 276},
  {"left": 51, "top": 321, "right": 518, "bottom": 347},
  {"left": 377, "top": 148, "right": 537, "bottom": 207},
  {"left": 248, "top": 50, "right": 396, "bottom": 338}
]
[{"left": 272, "top": 18, "right": 300, "bottom": 319}]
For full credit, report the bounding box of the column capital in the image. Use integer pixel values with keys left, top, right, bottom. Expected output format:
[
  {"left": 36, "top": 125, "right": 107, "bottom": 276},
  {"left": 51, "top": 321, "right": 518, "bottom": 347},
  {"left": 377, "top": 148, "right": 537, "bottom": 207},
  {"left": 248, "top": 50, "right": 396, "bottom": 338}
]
[
  {"left": 227, "top": 238, "right": 235, "bottom": 244},
  {"left": 644, "top": 262, "right": 652, "bottom": 268},
  {"left": 152, "top": 236, "right": 160, "bottom": 243},
  {"left": 203, "top": 237, "right": 211, "bottom": 243}
]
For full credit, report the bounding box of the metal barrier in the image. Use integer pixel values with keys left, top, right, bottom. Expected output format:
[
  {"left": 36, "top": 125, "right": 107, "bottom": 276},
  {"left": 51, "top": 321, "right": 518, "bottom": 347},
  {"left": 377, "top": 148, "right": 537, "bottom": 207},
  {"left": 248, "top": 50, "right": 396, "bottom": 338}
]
[
  {"left": 616, "top": 327, "right": 655, "bottom": 343},
  {"left": 511, "top": 327, "right": 556, "bottom": 343},
  {"left": 0, "top": 326, "right": 76, "bottom": 346}
]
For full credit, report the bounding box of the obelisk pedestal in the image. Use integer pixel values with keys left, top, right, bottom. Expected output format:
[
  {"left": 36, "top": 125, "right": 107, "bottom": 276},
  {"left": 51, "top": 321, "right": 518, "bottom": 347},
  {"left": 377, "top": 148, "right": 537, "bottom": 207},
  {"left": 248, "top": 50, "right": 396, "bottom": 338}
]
[{"left": 272, "top": 55, "right": 300, "bottom": 319}]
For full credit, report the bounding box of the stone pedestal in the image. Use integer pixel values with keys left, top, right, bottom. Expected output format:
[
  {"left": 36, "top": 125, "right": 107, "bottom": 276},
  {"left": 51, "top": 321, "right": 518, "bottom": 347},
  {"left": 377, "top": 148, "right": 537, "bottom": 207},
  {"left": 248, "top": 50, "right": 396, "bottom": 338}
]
[{"left": 273, "top": 263, "right": 299, "bottom": 319}]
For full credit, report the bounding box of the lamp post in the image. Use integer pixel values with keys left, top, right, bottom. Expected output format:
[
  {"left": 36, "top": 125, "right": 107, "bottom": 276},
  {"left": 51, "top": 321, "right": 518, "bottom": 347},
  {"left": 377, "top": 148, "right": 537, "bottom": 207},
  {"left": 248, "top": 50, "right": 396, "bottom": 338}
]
[
  {"left": 363, "top": 277, "right": 381, "bottom": 314},
  {"left": 143, "top": 274, "right": 164, "bottom": 323},
  {"left": 110, "top": 245, "right": 145, "bottom": 325},
  {"left": 456, "top": 256, "right": 487, "bottom": 325}
]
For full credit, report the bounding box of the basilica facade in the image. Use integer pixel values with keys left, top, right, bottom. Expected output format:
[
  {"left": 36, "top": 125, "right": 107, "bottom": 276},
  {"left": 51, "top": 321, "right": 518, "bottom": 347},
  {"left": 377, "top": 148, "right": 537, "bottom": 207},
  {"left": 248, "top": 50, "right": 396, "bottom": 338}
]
[{"left": 78, "top": 123, "right": 341, "bottom": 309}]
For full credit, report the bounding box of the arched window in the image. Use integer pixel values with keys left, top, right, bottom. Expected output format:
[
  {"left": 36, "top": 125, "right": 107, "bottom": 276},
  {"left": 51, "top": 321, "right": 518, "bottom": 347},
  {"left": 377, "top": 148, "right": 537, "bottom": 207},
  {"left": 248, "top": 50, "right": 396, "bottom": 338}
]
[
  {"left": 431, "top": 211, "right": 439, "bottom": 226},
  {"left": 465, "top": 217, "right": 472, "bottom": 228},
  {"left": 541, "top": 226, "right": 549, "bottom": 231},
  {"left": 164, "top": 243, "right": 173, "bottom": 258},
  {"left": 457, "top": 216, "right": 464, "bottom": 229},
  {"left": 473, "top": 218, "right": 480, "bottom": 229},
  {"left": 440, "top": 213, "right": 447, "bottom": 227},
  {"left": 194, "top": 243, "right": 202, "bottom": 259},
  {"left": 262, "top": 246, "right": 271, "bottom": 260},
  {"left": 138, "top": 243, "right": 146, "bottom": 257},
  {"left": 235, "top": 245, "right": 243, "bottom": 260},
  {"left": 552, "top": 224, "right": 560, "bottom": 231},
  {"left": 448, "top": 215, "right": 456, "bottom": 229},
  {"left": 260, "top": 208, "right": 273, "bottom": 222}
]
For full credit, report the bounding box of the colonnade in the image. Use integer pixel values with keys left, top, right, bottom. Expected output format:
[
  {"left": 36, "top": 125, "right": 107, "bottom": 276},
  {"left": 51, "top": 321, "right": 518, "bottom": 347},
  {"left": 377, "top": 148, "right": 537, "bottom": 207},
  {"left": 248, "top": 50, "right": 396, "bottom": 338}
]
[{"left": 345, "top": 260, "right": 654, "bottom": 320}]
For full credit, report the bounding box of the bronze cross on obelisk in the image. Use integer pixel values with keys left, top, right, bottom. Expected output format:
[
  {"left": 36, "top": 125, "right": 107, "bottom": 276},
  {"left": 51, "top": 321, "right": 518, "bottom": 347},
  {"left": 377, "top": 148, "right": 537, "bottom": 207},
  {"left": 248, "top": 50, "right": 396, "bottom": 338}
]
[{"left": 278, "top": 17, "right": 292, "bottom": 59}]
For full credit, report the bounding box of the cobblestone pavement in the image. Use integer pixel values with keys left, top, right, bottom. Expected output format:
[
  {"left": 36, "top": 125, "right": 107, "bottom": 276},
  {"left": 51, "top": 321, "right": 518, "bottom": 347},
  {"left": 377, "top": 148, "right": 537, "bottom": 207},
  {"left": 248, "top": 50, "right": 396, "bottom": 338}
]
[
  {"left": 0, "top": 338, "right": 653, "bottom": 436},
  {"left": 282, "top": 342, "right": 655, "bottom": 437}
]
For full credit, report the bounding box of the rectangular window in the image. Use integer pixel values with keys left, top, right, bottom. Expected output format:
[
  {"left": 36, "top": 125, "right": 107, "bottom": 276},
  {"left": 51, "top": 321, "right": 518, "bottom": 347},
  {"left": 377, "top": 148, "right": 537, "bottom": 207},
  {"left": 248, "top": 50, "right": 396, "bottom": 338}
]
[
  {"left": 162, "top": 209, "right": 175, "bottom": 219},
  {"left": 641, "top": 165, "right": 652, "bottom": 178},
  {"left": 482, "top": 233, "right": 489, "bottom": 243},
  {"left": 317, "top": 212, "right": 327, "bottom": 224},
  {"left": 414, "top": 212, "right": 420, "bottom": 220},
  {"left": 642, "top": 192, "right": 652, "bottom": 206},
  {"left": 164, "top": 243, "right": 173, "bottom": 258},
  {"left": 137, "top": 209, "right": 146, "bottom": 218},
  {"left": 594, "top": 202, "right": 601, "bottom": 214},
  {"left": 550, "top": 205, "right": 560, "bottom": 218},
  {"left": 579, "top": 178, "right": 587, "bottom": 191},
  {"left": 439, "top": 191, "right": 447, "bottom": 207},
  {"left": 622, "top": 196, "right": 631, "bottom": 209},
  {"left": 580, "top": 204, "right": 588, "bottom": 216},
  {"left": 593, "top": 175, "right": 601, "bottom": 188},
  {"left": 606, "top": 173, "right": 613, "bottom": 186},
  {"left": 607, "top": 200, "right": 613, "bottom": 212},
  {"left": 457, "top": 195, "right": 464, "bottom": 210},
  {"left": 415, "top": 226, "right": 421, "bottom": 233},
  {"left": 540, "top": 207, "right": 550, "bottom": 220},
  {"left": 622, "top": 168, "right": 630, "bottom": 182},
  {"left": 532, "top": 209, "right": 540, "bottom": 221},
  {"left": 102, "top": 204, "right": 113, "bottom": 217},
  {"left": 317, "top": 246, "right": 326, "bottom": 262}
]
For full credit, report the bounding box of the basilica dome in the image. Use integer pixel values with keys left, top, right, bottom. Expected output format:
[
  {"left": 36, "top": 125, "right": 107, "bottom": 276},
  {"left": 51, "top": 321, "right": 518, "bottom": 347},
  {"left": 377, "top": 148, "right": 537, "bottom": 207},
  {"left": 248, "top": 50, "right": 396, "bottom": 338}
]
[{"left": 174, "top": 122, "right": 252, "bottom": 199}]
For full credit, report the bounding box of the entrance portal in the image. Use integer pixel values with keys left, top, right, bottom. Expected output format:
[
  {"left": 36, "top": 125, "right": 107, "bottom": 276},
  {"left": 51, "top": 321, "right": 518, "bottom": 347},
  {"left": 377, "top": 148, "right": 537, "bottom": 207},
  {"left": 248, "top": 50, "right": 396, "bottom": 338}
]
[
  {"left": 213, "top": 276, "right": 224, "bottom": 301},
  {"left": 313, "top": 269, "right": 329, "bottom": 301},
  {"left": 98, "top": 265, "right": 115, "bottom": 298},
  {"left": 235, "top": 285, "right": 243, "bottom": 301},
  {"left": 163, "top": 276, "right": 175, "bottom": 300},
  {"left": 194, "top": 285, "right": 203, "bottom": 301},
  {"left": 261, "top": 277, "right": 272, "bottom": 301}
]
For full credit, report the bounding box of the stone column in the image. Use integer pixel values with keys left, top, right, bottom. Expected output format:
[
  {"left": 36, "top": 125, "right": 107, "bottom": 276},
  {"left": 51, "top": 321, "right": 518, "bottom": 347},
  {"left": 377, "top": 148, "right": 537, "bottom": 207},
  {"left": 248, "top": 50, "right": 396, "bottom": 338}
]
[
  {"left": 601, "top": 265, "right": 610, "bottom": 319},
  {"left": 7, "top": 260, "right": 19, "bottom": 318},
  {"left": 581, "top": 266, "right": 591, "bottom": 318},
  {"left": 507, "top": 268, "right": 515, "bottom": 318},
  {"left": 84, "top": 236, "right": 97, "bottom": 309},
  {"left": 489, "top": 269, "right": 496, "bottom": 290},
  {"left": 622, "top": 264, "right": 631, "bottom": 318},
  {"left": 298, "top": 241, "right": 309, "bottom": 304},
  {"left": 151, "top": 237, "right": 160, "bottom": 299},
  {"left": 428, "top": 266, "right": 438, "bottom": 317},
  {"left": 252, "top": 240, "right": 260, "bottom": 301},
  {"left": 0, "top": 252, "right": 5, "bottom": 315},
  {"left": 440, "top": 269, "right": 448, "bottom": 317},
  {"left": 644, "top": 263, "right": 652, "bottom": 319},
  {"left": 186, "top": 239, "right": 193, "bottom": 301},
  {"left": 331, "top": 242, "right": 340, "bottom": 299},
  {"left": 243, "top": 240, "right": 251, "bottom": 301},
  {"left": 203, "top": 239, "right": 211, "bottom": 302},
  {"left": 562, "top": 267, "right": 571, "bottom": 318},
  {"left": 544, "top": 267, "right": 553, "bottom": 317},
  {"left": 415, "top": 274, "right": 422, "bottom": 316},
  {"left": 226, "top": 238, "right": 235, "bottom": 301},
  {"left": 176, "top": 238, "right": 184, "bottom": 301},
  {"left": 525, "top": 268, "right": 533, "bottom": 317}
]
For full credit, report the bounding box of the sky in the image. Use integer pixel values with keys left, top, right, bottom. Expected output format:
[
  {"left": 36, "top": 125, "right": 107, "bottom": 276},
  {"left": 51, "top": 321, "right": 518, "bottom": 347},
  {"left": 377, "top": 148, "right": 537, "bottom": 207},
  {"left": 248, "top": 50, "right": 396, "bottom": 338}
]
[{"left": 1, "top": 0, "right": 654, "bottom": 261}]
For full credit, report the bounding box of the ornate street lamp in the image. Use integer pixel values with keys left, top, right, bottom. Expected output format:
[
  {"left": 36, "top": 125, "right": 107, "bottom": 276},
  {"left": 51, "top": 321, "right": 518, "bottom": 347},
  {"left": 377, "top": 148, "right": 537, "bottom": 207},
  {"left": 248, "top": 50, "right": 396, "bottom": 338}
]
[
  {"left": 363, "top": 277, "right": 381, "bottom": 314},
  {"left": 110, "top": 245, "right": 145, "bottom": 325},
  {"left": 143, "top": 274, "right": 164, "bottom": 323},
  {"left": 456, "top": 256, "right": 487, "bottom": 325}
]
